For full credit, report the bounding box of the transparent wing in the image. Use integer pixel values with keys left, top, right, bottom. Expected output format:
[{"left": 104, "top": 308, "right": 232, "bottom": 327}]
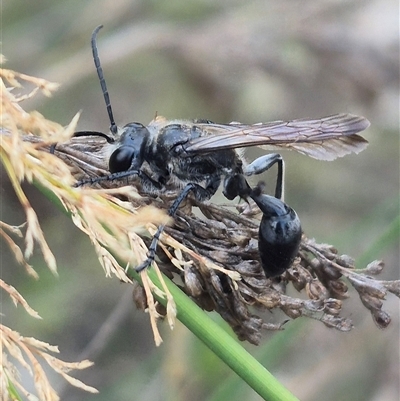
[{"left": 183, "top": 114, "right": 370, "bottom": 161}]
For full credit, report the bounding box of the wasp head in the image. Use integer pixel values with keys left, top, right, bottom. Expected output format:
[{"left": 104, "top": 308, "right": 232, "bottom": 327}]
[{"left": 109, "top": 122, "right": 150, "bottom": 173}]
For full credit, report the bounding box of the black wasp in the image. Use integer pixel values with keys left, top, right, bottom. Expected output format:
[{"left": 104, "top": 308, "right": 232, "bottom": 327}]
[{"left": 70, "top": 25, "right": 370, "bottom": 277}]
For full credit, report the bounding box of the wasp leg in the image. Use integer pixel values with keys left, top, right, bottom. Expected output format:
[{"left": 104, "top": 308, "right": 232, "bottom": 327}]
[
  {"left": 75, "top": 169, "right": 161, "bottom": 192},
  {"left": 223, "top": 174, "right": 251, "bottom": 200},
  {"left": 244, "top": 153, "right": 284, "bottom": 200},
  {"left": 136, "top": 177, "right": 220, "bottom": 272}
]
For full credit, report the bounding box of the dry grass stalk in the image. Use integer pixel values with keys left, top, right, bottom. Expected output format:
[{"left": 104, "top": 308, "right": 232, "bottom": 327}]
[
  {"left": 0, "top": 65, "right": 175, "bottom": 399},
  {"left": 0, "top": 324, "right": 98, "bottom": 401}
]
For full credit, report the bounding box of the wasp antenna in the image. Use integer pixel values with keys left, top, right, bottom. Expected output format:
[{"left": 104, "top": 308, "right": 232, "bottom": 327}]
[{"left": 91, "top": 25, "right": 118, "bottom": 136}]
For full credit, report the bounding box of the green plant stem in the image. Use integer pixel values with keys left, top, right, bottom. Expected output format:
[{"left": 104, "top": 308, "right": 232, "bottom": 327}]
[{"left": 130, "top": 268, "right": 299, "bottom": 401}]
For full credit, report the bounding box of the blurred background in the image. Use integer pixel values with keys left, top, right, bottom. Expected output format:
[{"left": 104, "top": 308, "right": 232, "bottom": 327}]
[{"left": 1, "top": 0, "right": 399, "bottom": 400}]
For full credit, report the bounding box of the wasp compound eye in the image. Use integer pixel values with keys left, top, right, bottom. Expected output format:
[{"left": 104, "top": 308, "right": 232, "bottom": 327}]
[{"left": 109, "top": 147, "right": 135, "bottom": 173}]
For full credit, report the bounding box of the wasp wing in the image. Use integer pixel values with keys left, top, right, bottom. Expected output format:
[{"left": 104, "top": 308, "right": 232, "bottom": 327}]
[{"left": 183, "top": 114, "right": 369, "bottom": 161}]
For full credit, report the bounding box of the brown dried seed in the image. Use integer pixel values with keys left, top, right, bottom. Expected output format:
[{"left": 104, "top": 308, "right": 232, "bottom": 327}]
[
  {"left": 281, "top": 307, "right": 302, "bottom": 319},
  {"left": 372, "top": 310, "right": 391, "bottom": 329},
  {"left": 320, "top": 264, "right": 343, "bottom": 280},
  {"left": 324, "top": 299, "right": 342, "bottom": 316},
  {"left": 132, "top": 282, "right": 147, "bottom": 311},
  {"left": 307, "top": 280, "right": 329, "bottom": 300},
  {"left": 184, "top": 265, "right": 204, "bottom": 297},
  {"left": 327, "top": 280, "right": 349, "bottom": 299},
  {"left": 364, "top": 260, "right": 385, "bottom": 275},
  {"left": 360, "top": 293, "right": 383, "bottom": 311}
]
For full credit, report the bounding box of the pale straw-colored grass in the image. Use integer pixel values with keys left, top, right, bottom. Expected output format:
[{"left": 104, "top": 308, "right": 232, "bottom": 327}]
[{"left": 0, "top": 63, "right": 173, "bottom": 400}]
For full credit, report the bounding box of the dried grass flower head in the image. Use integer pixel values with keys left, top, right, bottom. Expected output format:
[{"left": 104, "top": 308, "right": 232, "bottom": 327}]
[{"left": 1, "top": 64, "right": 172, "bottom": 400}]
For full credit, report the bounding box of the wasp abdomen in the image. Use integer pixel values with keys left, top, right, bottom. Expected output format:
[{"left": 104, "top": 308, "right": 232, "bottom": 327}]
[{"left": 251, "top": 192, "right": 302, "bottom": 277}]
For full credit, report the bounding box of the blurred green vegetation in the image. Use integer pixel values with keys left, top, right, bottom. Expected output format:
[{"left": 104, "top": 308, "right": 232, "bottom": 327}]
[{"left": 1, "top": 1, "right": 399, "bottom": 400}]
